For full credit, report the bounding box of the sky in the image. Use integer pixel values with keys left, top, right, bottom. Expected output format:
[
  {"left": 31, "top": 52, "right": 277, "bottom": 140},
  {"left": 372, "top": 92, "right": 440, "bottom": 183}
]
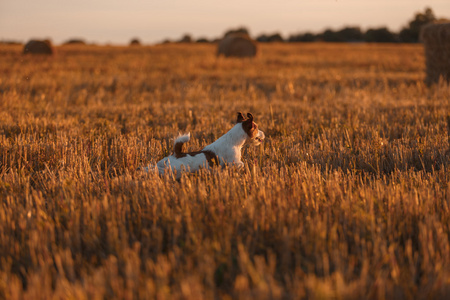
[{"left": 1, "top": 0, "right": 449, "bottom": 45}]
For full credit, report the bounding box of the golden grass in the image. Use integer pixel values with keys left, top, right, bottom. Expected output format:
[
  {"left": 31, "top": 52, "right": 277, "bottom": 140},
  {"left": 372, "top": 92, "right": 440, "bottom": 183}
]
[{"left": 0, "top": 42, "right": 449, "bottom": 299}]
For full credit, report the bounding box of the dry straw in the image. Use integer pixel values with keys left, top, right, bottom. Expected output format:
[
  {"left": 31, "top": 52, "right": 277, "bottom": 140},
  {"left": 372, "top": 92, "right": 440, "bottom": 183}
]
[{"left": 420, "top": 22, "right": 450, "bottom": 85}]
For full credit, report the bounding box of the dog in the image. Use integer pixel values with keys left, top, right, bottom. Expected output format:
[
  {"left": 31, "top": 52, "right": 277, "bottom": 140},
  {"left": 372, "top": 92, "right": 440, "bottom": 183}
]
[{"left": 144, "top": 112, "right": 265, "bottom": 178}]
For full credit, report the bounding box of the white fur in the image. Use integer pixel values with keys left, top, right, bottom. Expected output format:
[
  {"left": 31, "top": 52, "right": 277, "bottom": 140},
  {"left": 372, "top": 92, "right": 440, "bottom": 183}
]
[
  {"left": 156, "top": 132, "right": 207, "bottom": 175},
  {"left": 156, "top": 152, "right": 210, "bottom": 176},
  {"left": 148, "top": 121, "right": 264, "bottom": 179},
  {"left": 203, "top": 123, "right": 263, "bottom": 168}
]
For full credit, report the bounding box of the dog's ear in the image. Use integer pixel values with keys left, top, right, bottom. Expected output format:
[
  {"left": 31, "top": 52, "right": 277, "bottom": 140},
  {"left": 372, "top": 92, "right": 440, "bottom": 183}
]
[
  {"left": 247, "top": 113, "right": 253, "bottom": 121},
  {"left": 237, "top": 112, "right": 245, "bottom": 123}
]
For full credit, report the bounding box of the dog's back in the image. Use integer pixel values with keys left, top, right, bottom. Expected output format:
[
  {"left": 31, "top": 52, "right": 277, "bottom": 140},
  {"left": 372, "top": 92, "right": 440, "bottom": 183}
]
[{"left": 156, "top": 133, "right": 217, "bottom": 178}]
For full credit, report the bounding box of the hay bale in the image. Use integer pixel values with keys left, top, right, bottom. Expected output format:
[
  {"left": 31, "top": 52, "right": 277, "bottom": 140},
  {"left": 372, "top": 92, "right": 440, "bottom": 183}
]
[
  {"left": 23, "top": 39, "right": 53, "bottom": 55},
  {"left": 217, "top": 34, "right": 257, "bottom": 58},
  {"left": 420, "top": 22, "right": 450, "bottom": 84}
]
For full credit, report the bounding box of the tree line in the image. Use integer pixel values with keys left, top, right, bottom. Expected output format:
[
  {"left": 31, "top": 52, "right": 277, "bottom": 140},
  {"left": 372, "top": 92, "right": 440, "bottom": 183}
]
[
  {"left": 181, "top": 7, "right": 441, "bottom": 44},
  {"left": 260, "top": 7, "right": 438, "bottom": 43}
]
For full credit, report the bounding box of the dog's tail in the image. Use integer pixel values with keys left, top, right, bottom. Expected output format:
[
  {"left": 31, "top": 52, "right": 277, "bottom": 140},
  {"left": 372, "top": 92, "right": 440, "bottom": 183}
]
[{"left": 174, "top": 133, "right": 190, "bottom": 157}]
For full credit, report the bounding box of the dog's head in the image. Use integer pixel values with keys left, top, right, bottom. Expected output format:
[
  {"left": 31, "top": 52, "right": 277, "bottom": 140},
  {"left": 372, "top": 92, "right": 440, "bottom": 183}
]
[{"left": 237, "top": 112, "right": 265, "bottom": 146}]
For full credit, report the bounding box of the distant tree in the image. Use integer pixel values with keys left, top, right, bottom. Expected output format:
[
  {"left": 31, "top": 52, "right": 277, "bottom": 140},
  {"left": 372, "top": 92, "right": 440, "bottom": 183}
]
[
  {"left": 320, "top": 29, "right": 343, "bottom": 42},
  {"left": 300, "top": 33, "right": 316, "bottom": 42},
  {"left": 130, "top": 38, "right": 141, "bottom": 46},
  {"left": 268, "top": 33, "right": 284, "bottom": 42},
  {"left": 337, "top": 27, "right": 364, "bottom": 41},
  {"left": 196, "top": 38, "right": 210, "bottom": 43},
  {"left": 63, "top": 39, "right": 86, "bottom": 45},
  {"left": 364, "top": 28, "right": 398, "bottom": 43},
  {"left": 224, "top": 27, "right": 250, "bottom": 38},
  {"left": 319, "top": 27, "right": 363, "bottom": 42},
  {"left": 256, "top": 33, "right": 284, "bottom": 43},
  {"left": 0, "top": 40, "right": 22, "bottom": 45},
  {"left": 399, "top": 28, "right": 415, "bottom": 43},
  {"left": 256, "top": 34, "right": 269, "bottom": 42},
  {"left": 288, "top": 32, "right": 316, "bottom": 42},
  {"left": 399, "top": 7, "right": 436, "bottom": 42},
  {"left": 178, "top": 34, "right": 193, "bottom": 43}
]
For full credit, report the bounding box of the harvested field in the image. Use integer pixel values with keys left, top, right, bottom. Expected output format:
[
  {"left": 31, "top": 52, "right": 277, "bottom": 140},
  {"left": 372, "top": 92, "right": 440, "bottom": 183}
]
[{"left": 0, "top": 42, "right": 449, "bottom": 299}]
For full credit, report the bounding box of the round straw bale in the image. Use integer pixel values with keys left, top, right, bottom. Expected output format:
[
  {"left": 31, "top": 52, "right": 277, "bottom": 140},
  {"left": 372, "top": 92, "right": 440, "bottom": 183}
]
[
  {"left": 217, "top": 34, "right": 257, "bottom": 58},
  {"left": 420, "top": 22, "right": 450, "bottom": 84},
  {"left": 23, "top": 39, "right": 53, "bottom": 55}
]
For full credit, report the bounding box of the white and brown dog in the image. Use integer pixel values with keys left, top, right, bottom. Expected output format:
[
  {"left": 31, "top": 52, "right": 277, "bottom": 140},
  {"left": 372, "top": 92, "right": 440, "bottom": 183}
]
[{"left": 146, "top": 112, "right": 264, "bottom": 178}]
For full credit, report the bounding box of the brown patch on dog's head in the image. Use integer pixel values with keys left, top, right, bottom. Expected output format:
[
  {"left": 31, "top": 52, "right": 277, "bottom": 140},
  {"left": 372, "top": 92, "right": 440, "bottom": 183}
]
[
  {"left": 237, "top": 112, "right": 245, "bottom": 123},
  {"left": 241, "top": 112, "right": 258, "bottom": 139}
]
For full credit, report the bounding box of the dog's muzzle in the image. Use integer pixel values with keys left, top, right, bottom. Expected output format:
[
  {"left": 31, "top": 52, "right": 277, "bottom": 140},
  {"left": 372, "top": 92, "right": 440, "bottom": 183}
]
[{"left": 254, "top": 130, "right": 265, "bottom": 145}]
